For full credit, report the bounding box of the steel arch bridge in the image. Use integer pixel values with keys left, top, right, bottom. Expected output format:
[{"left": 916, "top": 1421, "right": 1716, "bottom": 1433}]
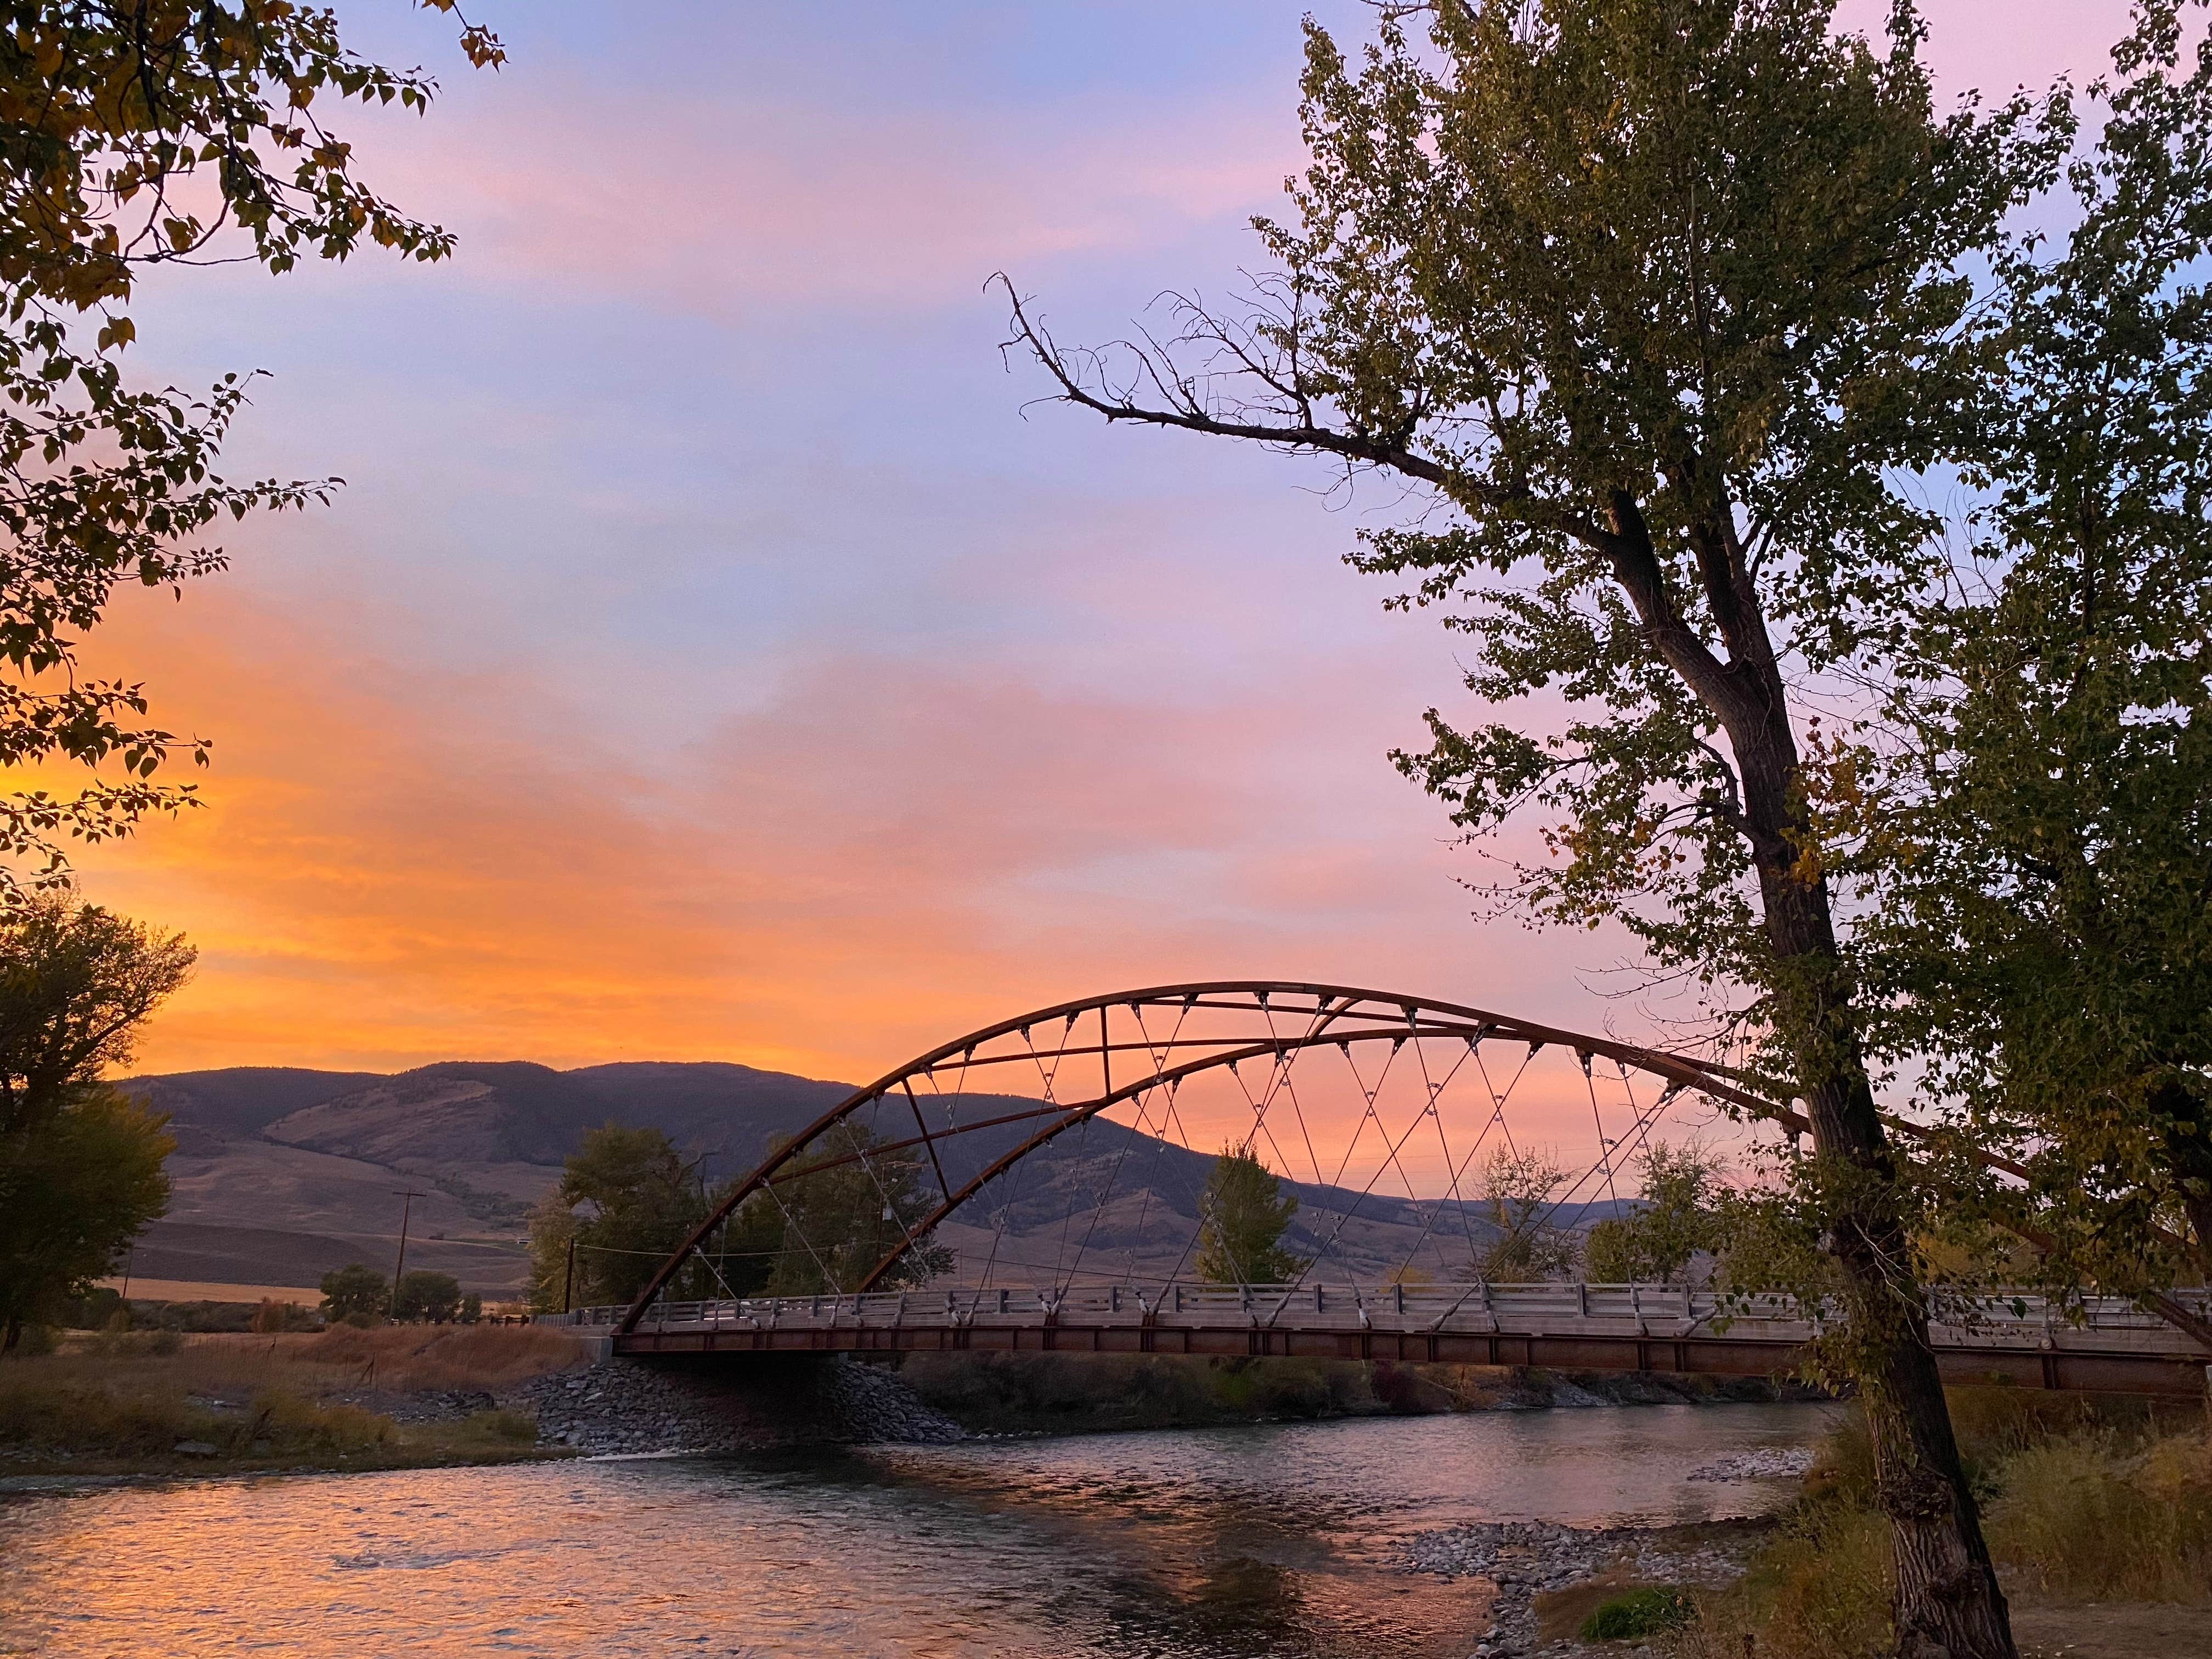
[{"left": 591, "top": 981, "right": 2212, "bottom": 1397}]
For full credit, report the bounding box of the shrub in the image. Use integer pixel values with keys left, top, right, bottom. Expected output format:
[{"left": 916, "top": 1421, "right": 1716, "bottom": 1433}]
[
  {"left": 1582, "top": 1586, "right": 1694, "bottom": 1640},
  {"left": 320, "top": 1263, "right": 388, "bottom": 1323},
  {"left": 251, "top": 1390, "right": 391, "bottom": 1455},
  {"left": 464, "top": 1408, "right": 538, "bottom": 1444},
  {"left": 1666, "top": 1502, "right": 1892, "bottom": 1659},
  {"left": 1984, "top": 1430, "right": 2212, "bottom": 1602},
  {"left": 0, "top": 1380, "right": 222, "bottom": 1455},
  {"left": 140, "top": 1300, "right": 257, "bottom": 1334},
  {"left": 66, "top": 1288, "right": 125, "bottom": 1329}
]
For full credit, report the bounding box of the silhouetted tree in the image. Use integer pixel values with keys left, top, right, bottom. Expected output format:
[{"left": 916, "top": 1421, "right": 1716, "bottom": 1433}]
[
  {"left": 0, "top": 890, "right": 192, "bottom": 1136},
  {"left": 1475, "top": 1146, "right": 1576, "bottom": 1282},
  {"left": 319, "top": 1263, "right": 387, "bottom": 1325},
  {"left": 1195, "top": 1143, "right": 1307, "bottom": 1285},
  {"left": 393, "top": 1269, "right": 462, "bottom": 1323},
  {"left": 0, "top": 890, "right": 189, "bottom": 1351},
  {"left": 0, "top": 1083, "right": 169, "bottom": 1351}
]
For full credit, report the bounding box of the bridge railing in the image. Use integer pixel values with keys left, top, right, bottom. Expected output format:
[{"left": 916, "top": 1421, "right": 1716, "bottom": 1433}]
[{"left": 540, "top": 1280, "right": 2212, "bottom": 1351}]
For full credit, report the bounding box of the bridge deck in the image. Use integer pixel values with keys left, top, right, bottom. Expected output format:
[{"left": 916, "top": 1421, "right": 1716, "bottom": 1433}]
[{"left": 552, "top": 1282, "right": 2212, "bottom": 1398}]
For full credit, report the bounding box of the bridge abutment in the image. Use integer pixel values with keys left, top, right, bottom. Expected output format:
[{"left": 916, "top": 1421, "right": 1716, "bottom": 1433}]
[{"left": 514, "top": 1353, "right": 965, "bottom": 1456}]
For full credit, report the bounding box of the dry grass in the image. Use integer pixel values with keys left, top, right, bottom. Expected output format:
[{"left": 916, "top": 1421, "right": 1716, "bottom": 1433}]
[
  {"left": 23, "top": 1324, "right": 584, "bottom": 1398},
  {"left": 284, "top": 1324, "right": 588, "bottom": 1391},
  {"left": 1666, "top": 1501, "right": 1894, "bottom": 1659},
  {"left": 1662, "top": 1391, "right": 2212, "bottom": 1659},
  {"left": 1986, "top": 1428, "right": 2212, "bottom": 1603},
  {"left": 0, "top": 1325, "right": 586, "bottom": 1476}
]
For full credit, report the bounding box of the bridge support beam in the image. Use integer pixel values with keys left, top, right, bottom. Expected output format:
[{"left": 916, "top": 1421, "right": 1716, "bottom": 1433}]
[{"left": 606, "top": 1319, "right": 2208, "bottom": 1397}]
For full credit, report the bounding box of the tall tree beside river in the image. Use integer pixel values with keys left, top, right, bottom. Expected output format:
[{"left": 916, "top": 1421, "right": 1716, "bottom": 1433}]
[
  {"left": 0, "top": 888, "right": 190, "bottom": 1350},
  {"left": 0, "top": 1, "right": 501, "bottom": 907},
  {"left": 1847, "top": 2, "right": 2212, "bottom": 1322},
  {"left": 1001, "top": 3, "right": 2068, "bottom": 1651}
]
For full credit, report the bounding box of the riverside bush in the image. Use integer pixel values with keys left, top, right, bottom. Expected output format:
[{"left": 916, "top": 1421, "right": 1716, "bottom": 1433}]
[
  {"left": 1581, "top": 1586, "right": 1694, "bottom": 1639},
  {"left": 456, "top": 1408, "right": 539, "bottom": 1446},
  {"left": 1985, "top": 1430, "right": 2212, "bottom": 1601},
  {"left": 1666, "top": 1396, "right": 2212, "bottom": 1658},
  {"left": 0, "top": 1380, "right": 227, "bottom": 1455},
  {"left": 0, "top": 1325, "right": 579, "bottom": 1472},
  {"left": 252, "top": 1390, "right": 391, "bottom": 1456},
  {"left": 1664, "top": 1499, "right": 1893, "bottom": 1659}
]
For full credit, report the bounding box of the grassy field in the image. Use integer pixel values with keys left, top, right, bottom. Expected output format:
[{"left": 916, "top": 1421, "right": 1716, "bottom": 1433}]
[
  {"left": 1660, "top": 1389, "right": 2212, "bottom": 1659},
  {"left": 0, "top": 1325, "right": 588, "bottom": 1479}
]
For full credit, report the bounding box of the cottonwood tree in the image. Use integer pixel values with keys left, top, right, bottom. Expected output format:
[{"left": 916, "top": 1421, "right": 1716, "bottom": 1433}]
[
  {"left": 1474, "top": 1143, "right": 1577, "bottom": 1281},
  {"left": 538, "top": 1122, "right": 710, "bottom": 1307},
  {"left": 530, "top": 1122, "right": 955, "bottom": 1307},
  {"left": 319, "top": 1262, "right": 388, "bottom": 1325},
  {"left": 1583, "top": 1141, "right": 1727, "bottom": 1285},
  {"left": 0, "top": 1082, "right": 170, "bottom": 1351},
  {"left": 0, "top": 2, "right": 501, "bottom": 904},
  {"left": 393, "top": 1268, "right": 462, "bottom": 1323},
  {"left": 0, "top": 886, "right": 191, "bottom": 1132},
  {"left": 0, "top": 888, "right": 190, "bottom": 1349},
  {"left": 752, "top": 1125, "right": 953, "bottom": 1296},
  {"left": 1001, "top": 4, "right": 2053, "bottom": 1651},
  {"left": 1849, "top": 2, "right": 2212, "bottom": 1319}
]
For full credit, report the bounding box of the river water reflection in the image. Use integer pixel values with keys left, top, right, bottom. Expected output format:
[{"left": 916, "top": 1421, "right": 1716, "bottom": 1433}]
[{"left": 1, "top": 1402, "right": 1838, "bottom": 1658}]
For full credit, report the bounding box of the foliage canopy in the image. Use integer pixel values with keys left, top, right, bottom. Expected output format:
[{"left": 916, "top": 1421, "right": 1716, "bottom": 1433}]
[
  {"left": 318, "top": 1262, "right": 387, "bottom": 1324},
  {"left": 0, "top": 885, "right": 189, "bottom": 1133},
  {"left": 0, "top": 1081, "right": 168, "bottom": 1351}
]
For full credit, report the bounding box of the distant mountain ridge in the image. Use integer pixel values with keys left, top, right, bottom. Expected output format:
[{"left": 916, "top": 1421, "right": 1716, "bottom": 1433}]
[
  {"left": 116, "top": 1059, "right": 866, "bottom": 1294},
  {"left": 129, "top": 1059, "right": 856, "bottom": 1176},
  {"left": 118, "top": 1060, "right": 1637, "bottom": 1297}
]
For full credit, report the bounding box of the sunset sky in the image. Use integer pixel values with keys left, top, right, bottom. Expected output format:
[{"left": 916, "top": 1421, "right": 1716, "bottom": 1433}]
[{"left": 76, "top": 0, "right": 2142, "bottom": 1086}]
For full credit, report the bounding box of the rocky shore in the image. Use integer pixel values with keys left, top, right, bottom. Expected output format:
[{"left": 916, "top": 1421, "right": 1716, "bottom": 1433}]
[
  {"left": 1403, "top": 1514, "right": 1771, "bottom": 1656},
  {"left": 510, "top": 1355, "right": 967, "bottom": 1454}
]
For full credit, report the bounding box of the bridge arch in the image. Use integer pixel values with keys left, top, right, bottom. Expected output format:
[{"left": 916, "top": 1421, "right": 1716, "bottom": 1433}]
[{"left": 617, "top": 980, "right": 1812, "bottom": 1336}]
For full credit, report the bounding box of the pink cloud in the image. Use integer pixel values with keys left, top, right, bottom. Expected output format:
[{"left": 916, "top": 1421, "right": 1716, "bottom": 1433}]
[{"left": 346, "top": 70, "right": 1303, "bottom": 320}]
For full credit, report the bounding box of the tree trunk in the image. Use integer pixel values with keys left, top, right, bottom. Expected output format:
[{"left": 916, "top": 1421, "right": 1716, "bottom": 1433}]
[
  {"left": 1589, "top": 482, "right": 2017, "bottom": 1655},
  {"left": 2151, "top": 1078, "right": 2212, "bottom": 1276},
  {"left": 1747, "top": 740, "right": 2016, "bottom": 1659}
]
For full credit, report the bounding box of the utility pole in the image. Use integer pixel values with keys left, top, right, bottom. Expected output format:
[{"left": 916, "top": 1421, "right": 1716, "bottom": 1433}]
[
  {"left": 388, "top": 1190, "right": 426, "bottom": 1319},
  {"left": 562, "top": 1234, "right": 577, "bottom": 1316}
]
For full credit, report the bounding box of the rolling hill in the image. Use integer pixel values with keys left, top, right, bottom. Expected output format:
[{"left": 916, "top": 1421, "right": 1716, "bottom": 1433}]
[{"left": 119, "top": 1060, "right": 1632, "bottom": 1299}]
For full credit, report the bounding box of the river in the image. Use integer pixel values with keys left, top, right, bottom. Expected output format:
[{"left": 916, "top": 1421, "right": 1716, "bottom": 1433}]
[{"left": 0, "top": 1402, "right": 1837, "bottom": 1658}]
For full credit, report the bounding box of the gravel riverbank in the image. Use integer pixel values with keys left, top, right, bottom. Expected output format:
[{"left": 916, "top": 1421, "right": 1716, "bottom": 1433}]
[{"left": 1404, "top": 1516, "right": 1771, "bottom": 1656}]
